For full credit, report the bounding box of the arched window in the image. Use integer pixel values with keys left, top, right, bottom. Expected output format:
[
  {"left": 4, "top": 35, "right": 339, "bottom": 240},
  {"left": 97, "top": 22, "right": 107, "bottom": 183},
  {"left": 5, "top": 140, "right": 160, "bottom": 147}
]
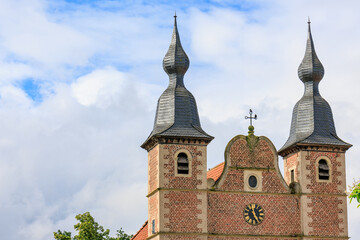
[
  {"left": 318, "top": 159, "right": 330, "bottom": 180},
  {"left": 177, "top": 153, "right": 189, "bottom": 174}
]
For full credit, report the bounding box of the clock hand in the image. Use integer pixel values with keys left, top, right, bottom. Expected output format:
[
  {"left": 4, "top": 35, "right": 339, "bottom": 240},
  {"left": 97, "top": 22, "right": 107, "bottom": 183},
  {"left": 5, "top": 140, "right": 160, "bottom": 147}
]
[{"left": 251, "top": 206, "right": 259, "bottom": 223}]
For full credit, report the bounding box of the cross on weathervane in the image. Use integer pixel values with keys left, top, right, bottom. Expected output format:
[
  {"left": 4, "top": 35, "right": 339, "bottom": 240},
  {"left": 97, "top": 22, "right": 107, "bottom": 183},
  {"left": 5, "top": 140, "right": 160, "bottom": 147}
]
[{"left": 245, "top": 109, "right": 257, "bottom": 126}]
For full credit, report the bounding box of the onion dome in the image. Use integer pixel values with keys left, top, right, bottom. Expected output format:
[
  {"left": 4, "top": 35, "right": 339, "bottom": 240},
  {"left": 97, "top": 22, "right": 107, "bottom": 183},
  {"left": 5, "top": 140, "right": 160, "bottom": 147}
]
[
  {"left": 141, "top": 15, "right": 213, "bottom": 150},
  {"left": 297, "top": 20, "right": 325, "bottom": 83},
  {"left": 162, "top": 15, "right": 190, "bottom": 76},
  {"left": 279, "top": 20, "right": 351, "bottom": 156}
]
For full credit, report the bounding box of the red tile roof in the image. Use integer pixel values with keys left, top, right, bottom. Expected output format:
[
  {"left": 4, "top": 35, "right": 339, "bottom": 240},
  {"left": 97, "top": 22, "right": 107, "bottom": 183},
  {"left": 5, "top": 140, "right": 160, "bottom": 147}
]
[
  {"left": 207, "top": 162, "right": 225, "bottom": 182},
  {"left": 132, "top": 162, "right": 225, "bottom": 239},
  {"left": 131, "top": 221, "right": 147, "bottom": 240}
]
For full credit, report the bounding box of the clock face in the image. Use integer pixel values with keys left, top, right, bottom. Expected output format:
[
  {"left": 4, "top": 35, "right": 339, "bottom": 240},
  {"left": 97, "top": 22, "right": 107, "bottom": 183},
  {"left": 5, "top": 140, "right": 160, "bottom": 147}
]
[{"left": 243, "top": 203, "right": 264, "bottom": 225}]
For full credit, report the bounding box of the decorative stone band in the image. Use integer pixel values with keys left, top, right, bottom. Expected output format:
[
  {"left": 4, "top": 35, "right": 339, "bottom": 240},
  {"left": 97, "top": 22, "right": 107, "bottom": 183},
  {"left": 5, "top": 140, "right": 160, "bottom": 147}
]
[
  {"left": 142, "top": 136, "right": 212, "bottom": 152},
  {"left": 278, "top": 143, "right": 351, "bottom": 157},
  {"left": 146, "top": 187, "right": 348, "bottom": 198}
]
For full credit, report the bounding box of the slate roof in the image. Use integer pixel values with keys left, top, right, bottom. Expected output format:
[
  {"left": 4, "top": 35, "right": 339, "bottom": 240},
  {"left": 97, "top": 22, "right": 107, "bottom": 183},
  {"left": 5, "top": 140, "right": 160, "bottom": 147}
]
[
  {"left": 279, "top": 21, "right": 351, "bottom": 155},
  {"left": 141, "top": 16, "right": 213, "bottom": 148}
]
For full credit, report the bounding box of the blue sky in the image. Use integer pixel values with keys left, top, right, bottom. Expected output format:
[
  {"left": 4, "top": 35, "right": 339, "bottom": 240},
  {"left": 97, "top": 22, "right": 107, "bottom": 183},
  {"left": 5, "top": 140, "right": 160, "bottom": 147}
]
[
  {"left": 19, "top": 0, "right": 263, "bottom": 102},
  {"left": 20, "top": 79, "right": 43, "bottom": 102},
  {"left": 0, "top": 0, "right": 359, "bottom": 239}
]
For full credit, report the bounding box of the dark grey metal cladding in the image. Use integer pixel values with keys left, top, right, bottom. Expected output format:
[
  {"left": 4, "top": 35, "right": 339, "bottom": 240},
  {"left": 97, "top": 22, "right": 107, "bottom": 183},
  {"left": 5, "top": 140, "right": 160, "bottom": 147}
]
[
  {"left": 297, "top": 22, "right": 324, "bottom": 83},
  {"left": 142, "top": 16, "right": 213, "bottom": 148},
  {"left": 163, "top": 16, "right": 189, "bottom": 76},
  {"left": 279, "top": 22, "right": 351, "bottom": 154}
]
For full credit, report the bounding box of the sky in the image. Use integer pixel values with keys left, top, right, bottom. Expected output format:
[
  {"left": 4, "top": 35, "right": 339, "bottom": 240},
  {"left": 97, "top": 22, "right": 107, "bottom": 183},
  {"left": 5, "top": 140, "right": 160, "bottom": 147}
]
[{"left": 0, "top": 0, "right": 359, "bottom": 239}]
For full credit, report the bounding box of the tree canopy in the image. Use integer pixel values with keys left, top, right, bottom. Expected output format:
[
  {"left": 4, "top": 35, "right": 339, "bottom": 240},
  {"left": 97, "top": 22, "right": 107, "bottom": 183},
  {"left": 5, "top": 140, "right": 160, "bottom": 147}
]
[{"left": 54, "top": 212, "right": 133, "bottom": 240}]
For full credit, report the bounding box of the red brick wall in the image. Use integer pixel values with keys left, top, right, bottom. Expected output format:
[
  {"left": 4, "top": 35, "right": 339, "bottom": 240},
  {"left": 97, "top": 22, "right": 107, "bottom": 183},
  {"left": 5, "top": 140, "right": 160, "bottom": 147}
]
[
  {"left": 218, "top": 136, "right": 288, "bottom": 193},
  {"left": 162, "top": 144, "right": 205, "bottom": 189},
  {"left": 162, "top": 236, "right": 205, "bottom": 240},
  {"left": 306, "top": 195, "right": 346, "bottom": 236},
  {"left": 148, "top": 192, "right": 159, "bottom": 236},
  {"left": 148, "top": 146, "right": 159, "bottom": 194},
  {"left": 208, "top": 237, "right": 300, "bottom": 240},
  {"left": 284, "top": 153, "right": 298, "bottom": 185},
  {"left": 262, "top": 171, "right": 288, "bottom": 193},
  {"left": 304, "top": 239, "right": 347, "bottom": 240},
  {"left": 217, "top": 168, "right": 244, "bottom": 191},
  {"left": 208, "top": 193, "right": 301, "bottom": 235},
  {"left": 164, "top": 191, "right": 204, "bottom": 233},
  {"left": 306, "top": 151, "right": 343, "bottom": 194},
  {"left": 301, "top": 151, "right": 347, "bottom": 237},
  {"left": 145, "top": 137, "right": 347, "bottom": 240},
  {"left": 229, "top": 137, "right": 275, "bottom": 168}
]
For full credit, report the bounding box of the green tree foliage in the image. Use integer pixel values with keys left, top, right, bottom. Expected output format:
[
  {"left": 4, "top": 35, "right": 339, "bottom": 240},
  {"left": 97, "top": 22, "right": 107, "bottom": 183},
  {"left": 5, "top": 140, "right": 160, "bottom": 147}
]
[
  {"left": 54, "top": 230, "right": 72, "bottom": 240},
  {"left": 112, "top": 228, "right": 133, "bottom": 240},
  {"left": 54, "top": 212, "right": 133, "bottom": 240},
  {"left": 349, "top": 180, "right": 360, "bottom": 208}
]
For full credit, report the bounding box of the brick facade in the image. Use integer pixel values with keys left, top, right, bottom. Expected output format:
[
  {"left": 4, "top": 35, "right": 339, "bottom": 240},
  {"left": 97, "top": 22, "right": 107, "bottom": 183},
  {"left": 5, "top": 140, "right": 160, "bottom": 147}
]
[
  {"left": 134, "top": 132, "right": 349, "bottom": 240},
  {"left": 283, "top": 150, "right": 348, "bottom": 239}
]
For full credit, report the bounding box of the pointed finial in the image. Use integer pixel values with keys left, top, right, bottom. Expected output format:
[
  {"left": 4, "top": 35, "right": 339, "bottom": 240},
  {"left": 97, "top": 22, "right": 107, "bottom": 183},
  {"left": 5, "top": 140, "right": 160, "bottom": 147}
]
[
  {"left": 174, "top": 11, "right": 177, "bottom": 18},
  {"left": 297, "top": 20, "right": 324, "bottom": 83},
  {"left": 308, "top": 16, "right": 311, "bottom": 24},
  {"left": 163, "top": 15, "right": 190, "bottom": 76}
]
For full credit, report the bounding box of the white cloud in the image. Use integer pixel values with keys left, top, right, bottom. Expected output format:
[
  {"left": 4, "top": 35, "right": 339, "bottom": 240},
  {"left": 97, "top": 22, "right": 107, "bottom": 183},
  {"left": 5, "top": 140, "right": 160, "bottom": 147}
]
[
  {"left": 71, "top": 67, "right": 127, "bottom": 108},
  {"left": 0, "top": 1, "right": 359, "bottom": 240},
  {"left": 0, "top": 0, "right": 94, "bottom": 67}
]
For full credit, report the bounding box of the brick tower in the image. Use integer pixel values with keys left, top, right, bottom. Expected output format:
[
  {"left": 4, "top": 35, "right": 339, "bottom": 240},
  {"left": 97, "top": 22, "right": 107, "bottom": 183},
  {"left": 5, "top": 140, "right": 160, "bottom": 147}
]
[
  {"left": 140, "top": 15, "right": 213, "bottom": 240},
  {"left": 278, "top": 20, "right": 352, "bottom": 239},
  {"left": 132, "top": 19, "right": 352, "bottom": 240}
]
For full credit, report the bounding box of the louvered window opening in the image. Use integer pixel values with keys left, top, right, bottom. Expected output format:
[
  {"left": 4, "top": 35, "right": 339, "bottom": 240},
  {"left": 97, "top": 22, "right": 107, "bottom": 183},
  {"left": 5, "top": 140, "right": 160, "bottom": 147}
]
[
  {"left": 177, "top": 153, "right": 189, "bottom": 174},
  {"left": 291, "top": 170, "right": 295, "bottom": 182},
  {"left": 318, "top": 159, "right": 330, "bottom": 180}
]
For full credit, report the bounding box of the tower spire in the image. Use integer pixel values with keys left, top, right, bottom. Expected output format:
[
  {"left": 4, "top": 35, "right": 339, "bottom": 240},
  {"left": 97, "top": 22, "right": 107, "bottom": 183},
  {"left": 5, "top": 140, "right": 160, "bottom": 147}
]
[
  {"left": 162, "top": 14, "right": 189, "bottom": 78},
  {"left": 279, "top": 21, "right": 351, "bottom": 156},
  {"left": 297, "top": 19, "right": 324, "bottom": 83},
  {"left": 141, "top": 16, "right": 213, "bottom": 150}
]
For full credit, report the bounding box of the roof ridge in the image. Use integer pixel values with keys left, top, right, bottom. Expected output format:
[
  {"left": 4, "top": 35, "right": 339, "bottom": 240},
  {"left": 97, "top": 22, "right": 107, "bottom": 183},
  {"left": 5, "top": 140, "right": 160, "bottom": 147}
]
[{"left": 208, "top": 162, "right": 225, "bottom": 170}]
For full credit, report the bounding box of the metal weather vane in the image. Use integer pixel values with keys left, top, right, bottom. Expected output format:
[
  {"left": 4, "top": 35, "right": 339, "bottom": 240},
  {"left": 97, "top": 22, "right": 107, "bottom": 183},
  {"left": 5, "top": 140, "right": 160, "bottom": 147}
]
[{"left": 245, "top": 109, "right": 257, "bottom": 126}]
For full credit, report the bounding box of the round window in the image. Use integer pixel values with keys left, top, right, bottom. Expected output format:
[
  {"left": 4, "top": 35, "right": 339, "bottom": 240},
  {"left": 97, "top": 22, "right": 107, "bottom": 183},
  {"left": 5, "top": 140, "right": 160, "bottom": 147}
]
[{"left": 248, "top": 175, "right": 258, "bottom": 188}]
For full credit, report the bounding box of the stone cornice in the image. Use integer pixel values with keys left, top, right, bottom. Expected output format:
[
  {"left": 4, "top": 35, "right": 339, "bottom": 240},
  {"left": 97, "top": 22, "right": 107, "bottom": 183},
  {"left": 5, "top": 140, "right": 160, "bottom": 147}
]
[
  {"left": 142, "top": 136, "right": 211, "bottom": 151},
  {"left": 278, "top": 143, "right": 351, "bottom": 158}
]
